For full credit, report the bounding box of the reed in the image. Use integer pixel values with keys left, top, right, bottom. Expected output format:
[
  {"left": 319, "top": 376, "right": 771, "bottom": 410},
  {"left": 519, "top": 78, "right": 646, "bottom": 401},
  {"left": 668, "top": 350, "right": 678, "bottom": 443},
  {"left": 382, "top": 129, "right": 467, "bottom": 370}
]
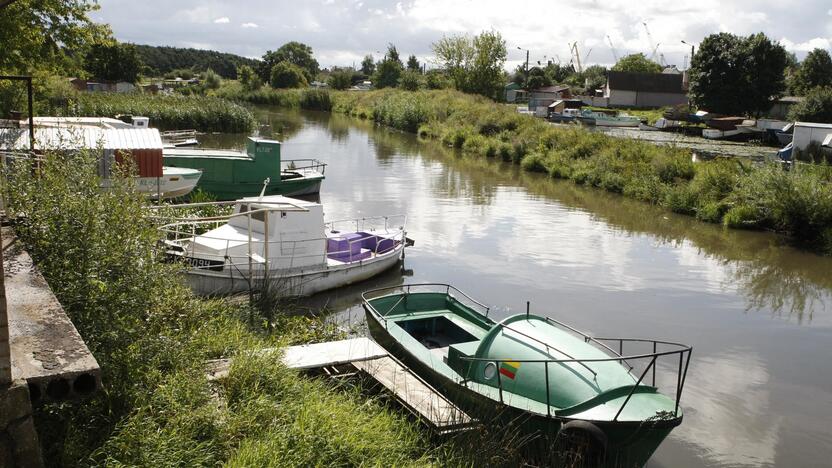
[{"left": 52, "top": 92, "right": 257, "bottom": 133}]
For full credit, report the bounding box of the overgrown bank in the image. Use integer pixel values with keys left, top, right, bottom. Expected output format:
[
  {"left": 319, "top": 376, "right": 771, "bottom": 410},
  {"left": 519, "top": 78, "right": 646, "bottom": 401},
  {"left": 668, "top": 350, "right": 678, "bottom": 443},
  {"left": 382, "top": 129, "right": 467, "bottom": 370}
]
[
  {"left": 51, "top": 92, "right": 257, "bottom": 133},
  {"left": 257, "top": 88, "right": 832, "bottom": 254},
  {"left": 0, "top": 154, "right": 437, "bottom": 466}
]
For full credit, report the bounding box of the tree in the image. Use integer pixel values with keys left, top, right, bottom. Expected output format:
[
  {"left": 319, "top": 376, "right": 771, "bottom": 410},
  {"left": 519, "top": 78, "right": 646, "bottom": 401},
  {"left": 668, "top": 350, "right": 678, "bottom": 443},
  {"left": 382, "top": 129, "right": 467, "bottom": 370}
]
[
  {"left": 398, "top": 70, "right": 421, "bottom": 91},
  {"left": 270, "top": 61, "right": 308, "bottom": 88},
  {"left": 260, "top": 42, "right": 319, "bottom": 83},
  {"left": 406, "top": 55, "right": 420, "bottom": 72},
  {"left": 690, "top": 32, "right": 787, "bottom": 116},
  {"left": 791, "top": 49, "right": 832, "bottom": 95},
  {"left": 526, "top": 66, "right": 552, "bottom": 90},
  {"left": 203, "top": 68, "right": 221, "bottom": 89},
  {"left": 360, "top": 54, "right": 375, "bottom": 75},
  {"left": 579, "top": 65, "right": 607, "bottom": 93},
  {"left": 432, "top": 30, "right": 507, "bottom": 100},
  {"left": 328, "top": 69, "right": 353, "bottom": 90},
  {"left": 0, "top": 0, "right": 110, "bottom": 74},
  {"left": 373, "top": 44, "right": 403, "bottom": 88},
  {"left": 788, "top": 86, "right": 832, "bottom": 123},
  {"left": 84, "top": 42, "right": 142, "bottom": 82},
  {"left": 611, "top": 53, "right": 662, "bottom": 73},
  {"left": 425, "top": 69, "right": 449, "bottom": 89},
  {"left": 238, "top": 64, "right": 262, "bottom": 91}
]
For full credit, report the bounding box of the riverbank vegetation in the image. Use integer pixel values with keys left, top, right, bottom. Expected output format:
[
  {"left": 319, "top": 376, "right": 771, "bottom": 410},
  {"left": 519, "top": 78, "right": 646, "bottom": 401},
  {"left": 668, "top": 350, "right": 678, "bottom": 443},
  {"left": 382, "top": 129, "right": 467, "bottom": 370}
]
[
  {"left": 1, "top": 152, "right": 442, "bottom": 465},
  {"left": 52, "top": 92, "right": 257, "bottom": 133},
  {"left": 260, "top": 88, "right": 832, "bottom": 253}
]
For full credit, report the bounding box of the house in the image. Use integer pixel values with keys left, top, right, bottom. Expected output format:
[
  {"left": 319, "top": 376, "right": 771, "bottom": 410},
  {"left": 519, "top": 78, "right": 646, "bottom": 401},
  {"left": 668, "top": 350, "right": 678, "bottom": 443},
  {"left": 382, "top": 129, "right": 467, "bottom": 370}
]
[
  {"left": 547, "top": 99, "right": 584, "bottom": 116},
  {"left": 792, "top": 122, "right": 832, "bottom": 163},
  {"left": 767, "top": 96, "right": 804, "bottom": 120},
  {"left": 528, "top": 85, "right": 571, "bottom": 117},
  {"left": 504, "top": 83, "right": 528, "bottom": 103},
  {"left": 601, "top": 71, "right": 687, "bottom": 108}
]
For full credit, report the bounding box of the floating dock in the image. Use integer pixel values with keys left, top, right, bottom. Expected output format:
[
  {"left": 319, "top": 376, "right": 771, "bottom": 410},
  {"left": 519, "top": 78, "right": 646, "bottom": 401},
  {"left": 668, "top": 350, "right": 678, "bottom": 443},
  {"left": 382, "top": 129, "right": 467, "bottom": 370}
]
[{"left": 207, "top": 337, "right": 476, "bottom": 433}]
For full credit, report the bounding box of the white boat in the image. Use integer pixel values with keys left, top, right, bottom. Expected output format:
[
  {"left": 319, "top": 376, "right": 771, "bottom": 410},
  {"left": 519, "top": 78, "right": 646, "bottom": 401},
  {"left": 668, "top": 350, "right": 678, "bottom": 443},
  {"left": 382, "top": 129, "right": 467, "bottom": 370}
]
[
  {"left": 702, "top": 128, "right": 744, "bottom": 140},
  {"left": 160, "top": 195, "right": 410, "bottom": 296},
  {"left": 135, "top": 166, "right": 202, "bottom": 199}
]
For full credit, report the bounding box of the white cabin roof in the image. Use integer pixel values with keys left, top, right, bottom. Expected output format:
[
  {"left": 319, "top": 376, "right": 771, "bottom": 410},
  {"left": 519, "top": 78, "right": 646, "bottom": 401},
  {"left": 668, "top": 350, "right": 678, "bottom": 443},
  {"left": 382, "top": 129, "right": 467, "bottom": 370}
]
[
  {"left": 795, "top": 122, "right": 832, "bottom": 130},
  {"left": 238, "top": 195, "right": 320, "bottom": 210},
  {"left": 0, "top": 127, "right": 163, "bottom": 151}
]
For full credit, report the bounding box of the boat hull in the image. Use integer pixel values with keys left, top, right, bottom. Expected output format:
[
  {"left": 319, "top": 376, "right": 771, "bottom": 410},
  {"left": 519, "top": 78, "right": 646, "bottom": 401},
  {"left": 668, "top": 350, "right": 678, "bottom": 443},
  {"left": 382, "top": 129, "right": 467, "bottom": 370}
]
[
  {"left": 364, "top": 307, "right": 679, "bottom": 467},
  {"left": 134, "top": 167, "right": 202, "bottom": 199},
  {"left": 595, "top": 119, "right": 641, "bottom": 128},
  {"left": 185, "top": 247, "right": 403, "bottom": 297}
]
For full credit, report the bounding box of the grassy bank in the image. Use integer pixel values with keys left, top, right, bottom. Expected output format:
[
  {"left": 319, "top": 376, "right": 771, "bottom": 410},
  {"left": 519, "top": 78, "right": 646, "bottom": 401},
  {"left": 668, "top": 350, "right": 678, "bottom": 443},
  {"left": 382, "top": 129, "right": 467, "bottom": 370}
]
[
  {"left": 0, "top": 154, "right": 442, "bottom": 466},
  {"left": 52, "top": 92, "right": 257, "bottom": 133},
  {"left": 247, "top": 88, "right": 832, "bottom": 254}
]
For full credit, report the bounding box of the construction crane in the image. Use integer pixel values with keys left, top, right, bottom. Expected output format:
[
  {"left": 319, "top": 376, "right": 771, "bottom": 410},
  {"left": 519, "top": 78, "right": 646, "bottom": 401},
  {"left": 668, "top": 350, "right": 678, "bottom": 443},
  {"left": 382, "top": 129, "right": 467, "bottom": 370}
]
[
  {"left": 569, "top": 42, "right": 583, "bottom": 73},
  {"left": 643, "top": 21, "right": 661, "bottom": 63},
  {"left": 583, "top": 47, "right": 593, "bottom": 64},
  {"left": 659, "top": 53, "right": 668, "bottom": 67},
  {"left": 606, "top": 35, "right": 619, "bottom": 62}
]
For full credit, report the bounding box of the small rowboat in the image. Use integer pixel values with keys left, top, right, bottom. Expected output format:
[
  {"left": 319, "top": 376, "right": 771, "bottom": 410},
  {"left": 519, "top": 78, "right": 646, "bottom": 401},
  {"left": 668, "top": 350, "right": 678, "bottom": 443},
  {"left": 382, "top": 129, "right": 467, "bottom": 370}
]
[{"left": 363, "top": 284, "right": 692, "bottom": 466}]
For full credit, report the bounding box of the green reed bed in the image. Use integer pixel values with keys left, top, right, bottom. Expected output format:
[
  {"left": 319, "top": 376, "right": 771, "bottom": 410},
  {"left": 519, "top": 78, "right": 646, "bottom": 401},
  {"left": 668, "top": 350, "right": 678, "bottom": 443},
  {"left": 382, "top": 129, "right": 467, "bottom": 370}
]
[{"left": 57, "top": 92, "right": 257, "bottom": 133}]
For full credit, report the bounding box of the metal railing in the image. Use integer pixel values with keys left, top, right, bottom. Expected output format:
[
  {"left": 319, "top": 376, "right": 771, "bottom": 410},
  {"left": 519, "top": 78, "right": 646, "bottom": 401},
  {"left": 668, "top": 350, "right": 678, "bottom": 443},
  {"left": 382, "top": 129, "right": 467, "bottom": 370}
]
[
  {"left": 362, "top": 283, "right": 492, "bottom": 326},
  {"left": 156, "top": 205, "right": 406, "bottom": 276},
  {"left": 361, "top": 283, "right": 692, "bottom": 421},
  {"left": 281, "top": 158, "right": 327, "bottom": 175}
]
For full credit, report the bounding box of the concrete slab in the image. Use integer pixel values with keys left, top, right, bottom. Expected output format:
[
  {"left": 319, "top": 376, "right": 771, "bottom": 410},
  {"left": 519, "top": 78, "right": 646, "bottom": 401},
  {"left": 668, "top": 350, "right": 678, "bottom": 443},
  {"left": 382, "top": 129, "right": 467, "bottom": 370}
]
[{"left": 3, "top": 227, "right": 100, "bottom": 402}]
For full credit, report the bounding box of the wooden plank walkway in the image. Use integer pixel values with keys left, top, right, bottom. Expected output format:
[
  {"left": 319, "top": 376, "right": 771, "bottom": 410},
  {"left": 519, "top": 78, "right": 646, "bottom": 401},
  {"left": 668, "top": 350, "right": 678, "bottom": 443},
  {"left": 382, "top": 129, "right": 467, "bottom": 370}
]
[
  {"left": 205, "top": 337, "right": 476, "bottom": 432},
  {"left": 353, "top": 355, "right": 475, "bottom": 432},
  {"left": 282, "top": 337, "right": 388, "bottom": 369}
]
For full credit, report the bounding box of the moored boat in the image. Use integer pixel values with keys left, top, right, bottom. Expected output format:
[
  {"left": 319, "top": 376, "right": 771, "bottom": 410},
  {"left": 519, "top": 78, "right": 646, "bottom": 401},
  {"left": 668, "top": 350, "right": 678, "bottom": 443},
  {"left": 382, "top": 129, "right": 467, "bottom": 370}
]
[
  {"left": 161, "top": 195, "right": 410, "bottom": 296},
  {"left": 363, "top": 284, "right": 692, "bottom": 466},
  {"left": 163, "top": 137, "right": 326, "bottom": 200},
  {"left": 579, "top": 110, "right": 641, "bottom": 128}
]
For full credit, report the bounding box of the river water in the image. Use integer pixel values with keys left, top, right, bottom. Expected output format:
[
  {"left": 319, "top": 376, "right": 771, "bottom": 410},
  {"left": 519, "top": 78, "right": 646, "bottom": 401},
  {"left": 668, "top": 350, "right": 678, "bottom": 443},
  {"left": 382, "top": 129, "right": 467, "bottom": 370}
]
[{"left": 203, "top": 107, "right": 832, "bottom": 468}]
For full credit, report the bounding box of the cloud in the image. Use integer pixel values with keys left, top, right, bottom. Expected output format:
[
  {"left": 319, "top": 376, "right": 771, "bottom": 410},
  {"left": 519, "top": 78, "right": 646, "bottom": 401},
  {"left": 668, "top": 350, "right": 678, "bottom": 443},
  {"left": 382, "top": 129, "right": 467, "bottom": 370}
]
[
  {"left": 241, "top": 22, "right": 258, "bottom": 28},
  {"left": 97, "top": 0, "right": 832, "bottom": 69}
]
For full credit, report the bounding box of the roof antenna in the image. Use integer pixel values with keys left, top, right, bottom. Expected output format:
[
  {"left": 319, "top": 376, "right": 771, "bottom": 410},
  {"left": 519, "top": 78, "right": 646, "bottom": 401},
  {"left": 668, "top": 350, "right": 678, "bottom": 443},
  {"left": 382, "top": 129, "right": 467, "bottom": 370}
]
[{"left": 258, "top": 177, "right": 270, "bottom": 200}]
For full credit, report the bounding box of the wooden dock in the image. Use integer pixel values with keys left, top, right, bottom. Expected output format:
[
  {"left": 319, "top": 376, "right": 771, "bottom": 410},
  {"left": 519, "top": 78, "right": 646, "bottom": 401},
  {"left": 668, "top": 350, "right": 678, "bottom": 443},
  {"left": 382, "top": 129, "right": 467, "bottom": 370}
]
[{"left": 206, "top": 337, "right": 476, "bottom": 433}]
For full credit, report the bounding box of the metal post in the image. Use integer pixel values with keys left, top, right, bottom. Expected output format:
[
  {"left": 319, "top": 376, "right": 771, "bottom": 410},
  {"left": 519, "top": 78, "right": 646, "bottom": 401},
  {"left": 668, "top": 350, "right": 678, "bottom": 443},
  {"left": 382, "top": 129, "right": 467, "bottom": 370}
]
[
  {"left": 0, "top": 240, "right": 11, "bottom": 385},
  {"left": 526, "top": 301, "right": 530, "bottom": 318},
  {"left": 495, "top": 361, "right": 503, "bottom": 404},
  {"left": 26, "top": 76, "right": 34, "bottom": 153},
  {"left": 545, "top": 361, "right": 551, "bottom": 417},
  {"left": 652, "top": 341, "right": 657, "bottom": 387}
]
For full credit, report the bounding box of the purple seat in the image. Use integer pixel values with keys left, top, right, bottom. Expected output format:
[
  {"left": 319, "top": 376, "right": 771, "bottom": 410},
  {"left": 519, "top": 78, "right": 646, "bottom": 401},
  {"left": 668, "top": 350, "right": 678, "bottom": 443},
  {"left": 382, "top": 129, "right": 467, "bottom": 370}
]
[{"left": 327, "top": 232, "right": 373, "bottom": 262}]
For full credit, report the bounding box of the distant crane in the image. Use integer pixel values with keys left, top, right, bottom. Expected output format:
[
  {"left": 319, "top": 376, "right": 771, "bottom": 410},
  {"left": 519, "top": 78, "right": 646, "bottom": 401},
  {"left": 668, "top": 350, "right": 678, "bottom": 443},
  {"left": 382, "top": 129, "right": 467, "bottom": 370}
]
[
  {"left": 569, "top": 42, "right": 583, "bottom": 73},
  {"left": 642, "top": 21, "right": 661, "bottom": 63},
  {"left": 583, "top": 47, "right": 593, "bottom": 64},
  {"left": 606, "top": 35, "right": 619, "bottom": 62}
]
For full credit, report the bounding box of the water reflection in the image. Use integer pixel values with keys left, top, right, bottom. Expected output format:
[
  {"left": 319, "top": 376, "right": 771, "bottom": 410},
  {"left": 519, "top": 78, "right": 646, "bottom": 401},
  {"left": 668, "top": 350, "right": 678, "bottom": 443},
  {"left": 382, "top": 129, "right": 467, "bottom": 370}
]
[{"left": 213, "top": 108, "right": 832, "bottom": 467}]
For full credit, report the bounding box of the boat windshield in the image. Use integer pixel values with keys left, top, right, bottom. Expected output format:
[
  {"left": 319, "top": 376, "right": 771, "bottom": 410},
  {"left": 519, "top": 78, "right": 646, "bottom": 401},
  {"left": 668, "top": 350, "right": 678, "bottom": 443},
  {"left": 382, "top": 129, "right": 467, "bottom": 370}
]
[{"left": 238, "top": 204, "right": 266, "bottom": 222}]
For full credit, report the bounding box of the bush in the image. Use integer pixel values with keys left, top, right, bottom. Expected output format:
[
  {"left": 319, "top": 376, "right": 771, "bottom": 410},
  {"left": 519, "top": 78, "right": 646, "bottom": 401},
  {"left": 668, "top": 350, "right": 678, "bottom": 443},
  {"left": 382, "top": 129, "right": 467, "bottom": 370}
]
[
  {"left": 270, "top": 61, "right": 308, "bottom": 89},
  {"left": 398, "top": 70, "right": 421, "bottom": 91},
  {"left": 788, "top": 86, "right": 832, "bottom": 123},
  {"left": 238, "top": 65, "right": 262, "bottom": 91},
  {"left": 203, "top": 68, "right": 222, "bottom": 89},
  {"left": 328, "top": 70, "right": 353, "bottom": 90}
]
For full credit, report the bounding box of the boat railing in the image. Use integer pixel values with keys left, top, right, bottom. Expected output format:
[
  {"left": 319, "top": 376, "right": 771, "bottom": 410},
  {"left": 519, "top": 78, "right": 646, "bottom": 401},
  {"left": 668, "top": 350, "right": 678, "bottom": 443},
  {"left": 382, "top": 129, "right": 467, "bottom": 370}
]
[
  {"left": 281, "top": 158, "right": 327, "bottom": 175},
  {"left": 459, "top": 339, "right": 691, "bottom": 420},
  {"left": 361, "top": 283, "right": 492, "bottom": 325},
  {"left": 326, "top": 215, "right": 407, "bottom": 235},
  {"left": 157, "top": 211, "right": 407, "bottom": 273}
]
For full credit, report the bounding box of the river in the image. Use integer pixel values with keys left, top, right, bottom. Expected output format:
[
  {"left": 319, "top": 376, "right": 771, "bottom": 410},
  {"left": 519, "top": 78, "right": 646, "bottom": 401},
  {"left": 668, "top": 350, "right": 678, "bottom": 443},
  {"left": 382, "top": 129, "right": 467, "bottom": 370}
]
[{"left": 202, "top": 107, "right": 832, "bottom": 468}]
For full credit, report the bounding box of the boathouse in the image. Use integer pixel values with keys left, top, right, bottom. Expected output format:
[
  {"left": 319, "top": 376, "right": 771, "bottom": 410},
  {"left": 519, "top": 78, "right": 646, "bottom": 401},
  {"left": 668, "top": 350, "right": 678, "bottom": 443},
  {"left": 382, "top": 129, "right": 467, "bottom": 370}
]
[
  {"left": 528, "top": 85, "right": 571, "bottom": 116},
  {"left": 792, "top": 122, "right": 832, "bottom": 163}
]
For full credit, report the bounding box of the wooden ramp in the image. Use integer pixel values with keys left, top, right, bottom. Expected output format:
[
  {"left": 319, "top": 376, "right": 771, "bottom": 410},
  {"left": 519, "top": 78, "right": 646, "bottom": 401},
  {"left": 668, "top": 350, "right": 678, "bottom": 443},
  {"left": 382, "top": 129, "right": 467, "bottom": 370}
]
[
  {"left": 207, "top": 337, "right": 476, "bottom": 433},
  {"left": 353, "top": 355, "right": 476, "bottom": 433}
]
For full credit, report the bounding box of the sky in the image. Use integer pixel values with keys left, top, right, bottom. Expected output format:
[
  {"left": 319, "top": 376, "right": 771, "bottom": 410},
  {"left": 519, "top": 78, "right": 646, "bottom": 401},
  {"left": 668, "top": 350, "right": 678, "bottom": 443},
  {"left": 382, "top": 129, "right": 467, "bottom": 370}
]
[{"left": 94, "top": 0, "right": 832, "bottom": 71}]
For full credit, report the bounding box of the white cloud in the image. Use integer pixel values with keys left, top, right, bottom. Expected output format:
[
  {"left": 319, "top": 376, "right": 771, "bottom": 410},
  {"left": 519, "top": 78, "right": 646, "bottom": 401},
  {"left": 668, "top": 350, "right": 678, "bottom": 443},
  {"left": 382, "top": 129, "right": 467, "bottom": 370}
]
[
  {"left": 213, "top": 17, "right": 230, "bottom": 24},
  {"left": 241, "top": 22, "right": 258, "bottom": 28},
  {"left": 780, "top": 36, "right": 832, "bottom": 52}
]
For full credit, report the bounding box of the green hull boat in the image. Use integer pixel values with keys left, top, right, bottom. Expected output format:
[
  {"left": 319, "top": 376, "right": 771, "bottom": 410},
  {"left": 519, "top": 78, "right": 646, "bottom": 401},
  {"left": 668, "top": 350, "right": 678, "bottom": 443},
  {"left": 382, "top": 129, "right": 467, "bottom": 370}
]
[
  {"left": 163, "top": 137, "right": 325, "bottom": 200},
  {"left": 363, "top": 284, "right": 692, "bottom": 467}
]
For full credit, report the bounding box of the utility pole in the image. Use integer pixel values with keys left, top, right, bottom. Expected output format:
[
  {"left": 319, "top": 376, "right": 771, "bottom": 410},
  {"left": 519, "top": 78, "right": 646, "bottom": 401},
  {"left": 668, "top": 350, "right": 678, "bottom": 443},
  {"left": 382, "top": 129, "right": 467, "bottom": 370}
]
[
  {"left": 517, "top": 46, "right": 530, "bottom": 88},
  {"left": 681, "top": 40, "right": 695, "bottom": 69}
]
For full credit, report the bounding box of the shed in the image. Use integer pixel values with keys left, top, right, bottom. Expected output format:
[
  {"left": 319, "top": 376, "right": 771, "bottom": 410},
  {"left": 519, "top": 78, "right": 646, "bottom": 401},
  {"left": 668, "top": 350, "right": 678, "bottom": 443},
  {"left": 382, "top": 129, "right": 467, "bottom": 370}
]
[
  {"left": 604, "top": 71, "right": 687, "bottom": 108},
  {"left": 0, "top": 127, "right": 163, "bottom": 178}
]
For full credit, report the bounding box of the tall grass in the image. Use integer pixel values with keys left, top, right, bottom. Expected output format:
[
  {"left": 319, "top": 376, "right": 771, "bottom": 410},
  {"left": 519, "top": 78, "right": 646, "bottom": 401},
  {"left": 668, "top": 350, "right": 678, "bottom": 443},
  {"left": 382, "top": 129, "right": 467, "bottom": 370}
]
[
  {"left": 215, "top": 83, "right": 332, "bottom": 111},
  {"left": 52, "top": 92, "right": 257, "bottom": 133},
  {"left": 257, "top": 88, "right": 832, "bottom": 254},
  {"left": 0, "top": 153, "right": 437, "bottom": 466}
]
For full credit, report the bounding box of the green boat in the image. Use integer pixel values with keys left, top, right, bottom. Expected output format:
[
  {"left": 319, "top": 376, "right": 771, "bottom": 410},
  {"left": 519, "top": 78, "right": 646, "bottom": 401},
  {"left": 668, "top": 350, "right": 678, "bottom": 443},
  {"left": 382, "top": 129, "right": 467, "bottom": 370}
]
[
  {"left": 363, "top": 284, "right": 692, "bottom": 467},
  {"left": 163, "top": 137, "right": 326, "bottom": 200}
]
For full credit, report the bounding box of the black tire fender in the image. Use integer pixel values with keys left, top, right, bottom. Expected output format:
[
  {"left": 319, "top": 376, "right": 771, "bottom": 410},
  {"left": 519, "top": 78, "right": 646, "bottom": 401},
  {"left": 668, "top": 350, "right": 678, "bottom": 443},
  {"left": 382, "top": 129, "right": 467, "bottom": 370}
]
[{"left": 558, "top": 420, "right": 609, "bottom": 451}]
